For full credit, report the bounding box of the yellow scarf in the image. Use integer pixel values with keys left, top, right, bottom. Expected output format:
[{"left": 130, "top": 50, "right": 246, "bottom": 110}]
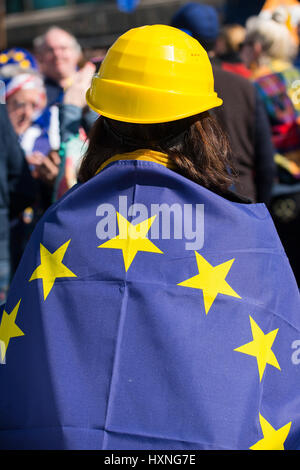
[{"left": 95, "top": 149, "right": 176, "bottom": 175}]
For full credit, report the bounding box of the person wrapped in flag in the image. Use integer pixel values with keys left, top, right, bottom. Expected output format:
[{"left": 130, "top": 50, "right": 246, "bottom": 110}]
[{"left": 0, "top": 25, "right": 300, "bottom": 450}]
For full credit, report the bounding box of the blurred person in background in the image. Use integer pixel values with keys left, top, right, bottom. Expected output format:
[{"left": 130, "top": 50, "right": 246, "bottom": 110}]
[
  {"left": 0, "top": 48, "right": 61, "bottom": 274},
  {"left": 33, "top": 26, "right": 82, "bottom": 107},
  {"left": 54, "top": 61, "right": 96, "bottom": 200},
  {"left": 259, "top": 0, "right": 300, "bottom": 67},
  {"left": 0, "top": 48, "right": 61, "bottom": 187},
  {"left": 214, "top": 24, "right": 251, "bottom": 78},
  {"left": 241, "top": 12, "right": 299, "bottom": 79},
  {"left": 33, "top": 27, "right": 97, "bottom": 201},
  {"left": 241, "top": 9, "right": 300, "bottom": 285},
  {"left": 0, "top": 103, "right": 35, "bottom": 304},
  {"left": 171, "top": 2, "right": 276, "bottom": 206},
  {"left": 0, "top": 48, "right": 96, "bottom": 272},
  {"left": 33, "top": 26, "right": 97, "bottom": 133}
]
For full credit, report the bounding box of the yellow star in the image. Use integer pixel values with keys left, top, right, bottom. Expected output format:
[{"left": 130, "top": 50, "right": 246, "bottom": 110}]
[
  {"left": 0, "top": 300, "right": 24, "bottom": 362},
  {"left": 250, "top": 414, "right": 292, "bottom": 450},
  {"left": 98, "top": 212, "right": 163, "bottom": 271},
  {"left": 177, "top": 252, "right": 241, "bottom": 314},
  {"left": 29, "top": 240, "right": 77, "bottom": 300},
  {"left": 0, "top": 54, "right": 8, "bottom": 64},
  {"left": 234, "top": 316, "right": 280, "bottom": 381}
]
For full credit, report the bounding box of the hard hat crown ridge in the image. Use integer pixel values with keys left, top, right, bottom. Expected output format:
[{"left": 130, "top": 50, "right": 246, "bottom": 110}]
[{"left": 86, "top": 25, "right": 223, "bottom": 123}]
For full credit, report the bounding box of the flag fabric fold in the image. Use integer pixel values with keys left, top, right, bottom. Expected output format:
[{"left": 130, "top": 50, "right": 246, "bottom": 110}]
[{"left": 0, "top": 151, "right": 299, "bottom": 450}]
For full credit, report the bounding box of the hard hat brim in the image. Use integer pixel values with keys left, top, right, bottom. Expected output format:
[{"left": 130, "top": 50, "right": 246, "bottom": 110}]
[{"left": 86, "top": 84, "right": 223, "bottom": 124}]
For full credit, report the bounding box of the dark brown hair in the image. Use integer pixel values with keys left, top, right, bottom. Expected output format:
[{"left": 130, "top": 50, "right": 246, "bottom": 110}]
[{"left": 78, "top": 111, "right": 235, "bottom": 193}]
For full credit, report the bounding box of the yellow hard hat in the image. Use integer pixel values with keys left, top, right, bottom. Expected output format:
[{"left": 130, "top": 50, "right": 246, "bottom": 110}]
[{"left": 86, "top": 24, "right": 223, "bottom": 124}]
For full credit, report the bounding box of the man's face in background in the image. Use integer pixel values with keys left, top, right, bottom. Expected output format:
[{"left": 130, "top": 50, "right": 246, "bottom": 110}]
[
  {"left": 7, "top": 88, "right": 46, "bottom": 135},
  {"left": 37, "top": 29, "right": 81, "bottom": 84}
]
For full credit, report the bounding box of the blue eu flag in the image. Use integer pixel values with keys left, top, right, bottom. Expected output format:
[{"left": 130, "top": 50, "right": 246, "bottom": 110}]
[{"left": 0, "top": 149, "right": 300, "bottom": 450}]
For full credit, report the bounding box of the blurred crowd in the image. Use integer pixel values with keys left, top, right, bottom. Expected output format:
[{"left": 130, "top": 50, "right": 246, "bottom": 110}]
[{"left": 1, "top": 0, "right": 300, "bottom": 303}]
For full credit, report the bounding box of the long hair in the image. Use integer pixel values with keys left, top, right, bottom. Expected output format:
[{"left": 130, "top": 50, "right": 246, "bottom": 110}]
[{"left": 78, "top": 111, "right": 235, "bottom": 193}]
